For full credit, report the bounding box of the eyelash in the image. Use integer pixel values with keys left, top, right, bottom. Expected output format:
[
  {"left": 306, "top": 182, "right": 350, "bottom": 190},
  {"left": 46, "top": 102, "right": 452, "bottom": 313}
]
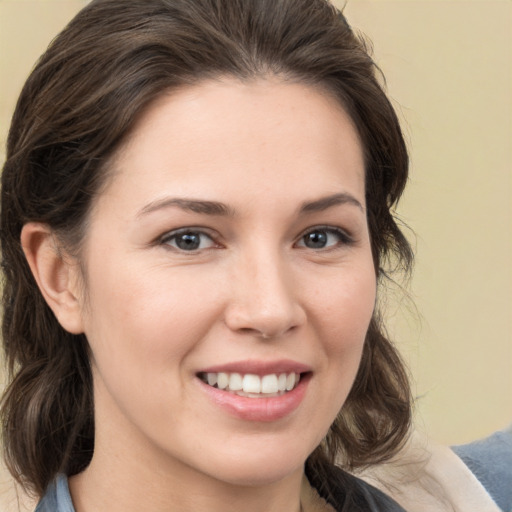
[
  {"left": 159, "top": 228, "right": 219, "bottom": 252},
  {"left": 295, "top": 226, "right": 354, "bottom": 250},
  {"left": 158, "top": 225, "right": 354, "bottom": 253}
]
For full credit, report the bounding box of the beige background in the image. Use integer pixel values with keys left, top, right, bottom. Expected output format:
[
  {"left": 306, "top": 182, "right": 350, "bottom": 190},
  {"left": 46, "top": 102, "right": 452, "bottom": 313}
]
[
  {"left": 340, "top": 0, "right": 512, "bottom": 444},
  {"left": 0, "top": 0, "right": 511, "bottom": 509}
]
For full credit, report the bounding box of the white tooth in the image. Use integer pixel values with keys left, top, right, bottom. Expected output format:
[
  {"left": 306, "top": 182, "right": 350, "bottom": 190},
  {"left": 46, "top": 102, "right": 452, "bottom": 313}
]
[
  {"left": 278, "top": 373, "right": 287, "bottom": 392},
  {"left": 229, "top": 373, "right": 243, "bottom": 391},
  {"left": 207, "top": 373, "right": 217, "bottom": 386},
  {"left": 285, "top": 373, "right": 295, "bottom": 391},
  {"left": 217, "top": 372, "right": 229, "bottom": 390},
  {"left": 242, "top": 374, "right": 261, "bottom": 393},
  {"left": 261, "top": 374, "right": 279, "bottom": 393}
]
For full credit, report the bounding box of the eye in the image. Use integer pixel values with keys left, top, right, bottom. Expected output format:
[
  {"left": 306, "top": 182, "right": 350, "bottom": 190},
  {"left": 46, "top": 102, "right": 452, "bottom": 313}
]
[
  {"left": 296, "top": 227, "right": 352, "bottom": 250},
  {"left": 160, "top": 229, "right": 217, "bottom": 252}
]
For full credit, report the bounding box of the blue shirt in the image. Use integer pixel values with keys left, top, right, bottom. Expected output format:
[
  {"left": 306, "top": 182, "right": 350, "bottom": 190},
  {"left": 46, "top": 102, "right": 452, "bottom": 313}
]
[
  {"left": 35, "top": 475, "right": 74, "bottom": 512},
  {"left": 453, "top": 427, "right": 512, "bottom": 512}
]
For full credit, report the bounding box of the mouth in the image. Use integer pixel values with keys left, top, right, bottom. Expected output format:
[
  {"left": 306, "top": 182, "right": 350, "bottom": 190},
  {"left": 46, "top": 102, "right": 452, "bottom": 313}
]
[{"left": 197, "top": 371, "right": 303, "bottom": 398}]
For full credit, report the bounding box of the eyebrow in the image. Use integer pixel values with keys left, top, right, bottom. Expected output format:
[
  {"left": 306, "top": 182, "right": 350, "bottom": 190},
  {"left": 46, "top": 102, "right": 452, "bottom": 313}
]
[
  {"left": 137, "top": 192, "right": 364, "bottom": 219},
  {"left": 299, "top": 193, "right": 364, "bottom": 214},
  {"left": 137, "top": 197, "right": 235, "bottom": 218}
]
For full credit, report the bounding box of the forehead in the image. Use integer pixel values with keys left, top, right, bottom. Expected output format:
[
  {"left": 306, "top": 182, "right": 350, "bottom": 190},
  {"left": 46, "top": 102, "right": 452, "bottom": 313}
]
[{"left": 102, "top": 77, "right": 366, "bottom": 212}]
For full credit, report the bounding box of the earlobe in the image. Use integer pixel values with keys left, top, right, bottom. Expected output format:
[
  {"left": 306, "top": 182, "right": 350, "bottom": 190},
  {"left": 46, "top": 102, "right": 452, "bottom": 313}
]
[{"left": 21, "top": 223, "right": 84, "bottom": 335}]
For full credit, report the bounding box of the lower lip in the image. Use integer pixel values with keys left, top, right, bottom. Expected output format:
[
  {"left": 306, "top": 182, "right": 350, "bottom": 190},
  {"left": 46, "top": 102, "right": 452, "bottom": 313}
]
[{"left": 198, "top": 374, "right": 311, "bottom": 422}]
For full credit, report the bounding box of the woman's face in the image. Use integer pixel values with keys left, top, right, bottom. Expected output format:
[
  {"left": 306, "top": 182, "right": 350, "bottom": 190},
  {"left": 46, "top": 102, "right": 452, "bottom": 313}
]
[{"left": 75, "top": 78, "right": 376, "bottom": 486}]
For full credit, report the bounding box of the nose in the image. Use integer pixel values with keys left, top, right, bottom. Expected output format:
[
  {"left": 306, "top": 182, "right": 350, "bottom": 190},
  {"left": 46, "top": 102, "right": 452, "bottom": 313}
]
[{"left": 224, "top": 249, "right": 306, "bottom": 339}]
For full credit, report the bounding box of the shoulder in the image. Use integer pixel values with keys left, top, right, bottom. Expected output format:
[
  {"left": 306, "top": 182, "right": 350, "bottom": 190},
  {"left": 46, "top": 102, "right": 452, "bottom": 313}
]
[
  {"left": 348, "top": 473, "right": 408, "bottom": 511},
  {"left": 453, "top": 426, "right": 512, "bottom": 512},
  {"left": 354, "top": 430, "right": 504, "bottom": 512},
  {"left": 310, "top": 466, "right": 407, "bottom": 511},
  {"left": 34, "top": 475, "right": 75, "bottom": 512}
]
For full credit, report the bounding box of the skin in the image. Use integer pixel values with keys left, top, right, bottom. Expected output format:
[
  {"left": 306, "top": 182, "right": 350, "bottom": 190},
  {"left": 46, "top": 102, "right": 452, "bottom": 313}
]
[{"left": 23, "top": 78, "right": 376, "bottom": 512}]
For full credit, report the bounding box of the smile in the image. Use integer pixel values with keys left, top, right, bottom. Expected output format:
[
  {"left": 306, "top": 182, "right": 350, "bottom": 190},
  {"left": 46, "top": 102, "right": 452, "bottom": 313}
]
[{"left": 198, "top": 372, "right": 301, "bottom": 397}]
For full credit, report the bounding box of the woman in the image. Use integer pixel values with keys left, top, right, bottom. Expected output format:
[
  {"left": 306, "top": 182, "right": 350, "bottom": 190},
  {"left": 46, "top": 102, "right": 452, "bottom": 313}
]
[{"left": 0, "top": 1, "right": 503, "bottom": 511}]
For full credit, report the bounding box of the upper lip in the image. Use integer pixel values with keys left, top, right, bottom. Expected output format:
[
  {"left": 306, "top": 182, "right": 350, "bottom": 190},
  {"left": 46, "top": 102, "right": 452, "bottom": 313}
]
[{"left": 197, "top": 359, "right": 311, "bottom": 376}]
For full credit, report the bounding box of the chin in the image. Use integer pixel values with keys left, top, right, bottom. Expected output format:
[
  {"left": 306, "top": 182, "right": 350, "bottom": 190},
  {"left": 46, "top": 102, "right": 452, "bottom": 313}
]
[
  {"left": 195, "top": 438, "right": 313, "bottom": 487},
  {"left": 211, "top": 461, "right": 303, "bottom": 488}
]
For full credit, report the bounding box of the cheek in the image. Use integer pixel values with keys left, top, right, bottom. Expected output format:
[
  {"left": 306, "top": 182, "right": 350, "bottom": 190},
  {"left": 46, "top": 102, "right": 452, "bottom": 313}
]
[
  {"left": 299, "top": 266, "right": 376, "bottom": 443},
  {"left": 316, "top": 267, "right": 376, "bottom": 341},
  {"left": 313, "top": 266, "right": 377, "bottom": 386},
  {"left": 82, "top": 264, "right": 222, "bottom": 384},
  {"left": 81, "top": 267, "right": 227, "bottom": 436}
]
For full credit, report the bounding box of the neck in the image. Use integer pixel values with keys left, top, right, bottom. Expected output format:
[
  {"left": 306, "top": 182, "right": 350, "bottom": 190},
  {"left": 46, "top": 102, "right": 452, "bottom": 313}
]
[
  {"left": 69, "top": 422, "right": 304, "bottom": 512},
  {"left": 70, "top": 463, "right": 304, "bottom": 512}
]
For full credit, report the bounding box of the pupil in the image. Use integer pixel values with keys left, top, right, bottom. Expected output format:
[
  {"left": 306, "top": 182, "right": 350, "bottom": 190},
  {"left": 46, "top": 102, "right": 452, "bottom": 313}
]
[
  {"left": 305, "top": 231, "right": 327, "bottom": 248},
  {"left": 177, "top": 233, "right": 200, "bottom": 250}
]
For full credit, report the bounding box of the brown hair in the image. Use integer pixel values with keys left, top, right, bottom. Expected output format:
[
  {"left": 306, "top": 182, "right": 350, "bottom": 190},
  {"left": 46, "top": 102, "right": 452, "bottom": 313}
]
[{"left": 1, "top": 0, "right": 412, "bottom": 504}]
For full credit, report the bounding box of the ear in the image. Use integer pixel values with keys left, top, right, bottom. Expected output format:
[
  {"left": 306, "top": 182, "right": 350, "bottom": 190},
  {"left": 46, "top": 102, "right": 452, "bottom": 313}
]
[{"left": 21, "top": 223, "right": 84, "bottom": 334}]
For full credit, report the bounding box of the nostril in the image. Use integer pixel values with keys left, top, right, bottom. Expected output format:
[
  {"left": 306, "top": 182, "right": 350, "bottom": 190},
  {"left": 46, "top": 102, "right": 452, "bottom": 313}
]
[
  {"left": 235, "top": 327, "right": 275, "bottom": 339},
  {"left": 235, "top": 325, "right": 300, "bottom": 340}
]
